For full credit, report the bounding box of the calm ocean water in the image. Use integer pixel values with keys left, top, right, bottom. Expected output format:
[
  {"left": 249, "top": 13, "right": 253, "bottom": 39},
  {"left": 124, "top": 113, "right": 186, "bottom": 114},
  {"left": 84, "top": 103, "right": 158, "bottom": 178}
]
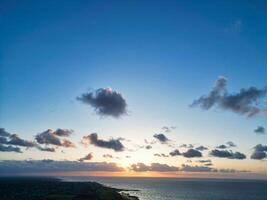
[{"left": 61, "top": 176, "right": 267, "bottom": 200}]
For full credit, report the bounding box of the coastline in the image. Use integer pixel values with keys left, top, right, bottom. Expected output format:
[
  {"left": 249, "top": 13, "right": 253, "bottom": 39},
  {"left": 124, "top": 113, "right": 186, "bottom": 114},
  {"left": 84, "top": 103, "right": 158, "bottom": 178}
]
[{"left": 0, "top": 177, "right": 139, "bottom": 200}]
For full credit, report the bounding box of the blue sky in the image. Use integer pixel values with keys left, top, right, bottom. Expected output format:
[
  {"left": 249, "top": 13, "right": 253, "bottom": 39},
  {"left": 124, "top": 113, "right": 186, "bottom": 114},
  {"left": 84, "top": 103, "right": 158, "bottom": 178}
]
[{"left": 1, "top": 0, "right": 267, "bottom": 177}]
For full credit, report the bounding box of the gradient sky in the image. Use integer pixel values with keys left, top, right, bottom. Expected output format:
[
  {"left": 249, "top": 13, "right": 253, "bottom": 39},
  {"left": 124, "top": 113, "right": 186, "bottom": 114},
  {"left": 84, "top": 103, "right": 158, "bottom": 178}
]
[{"left": 1, "top": 0, "right": 267, "bottom": 178}]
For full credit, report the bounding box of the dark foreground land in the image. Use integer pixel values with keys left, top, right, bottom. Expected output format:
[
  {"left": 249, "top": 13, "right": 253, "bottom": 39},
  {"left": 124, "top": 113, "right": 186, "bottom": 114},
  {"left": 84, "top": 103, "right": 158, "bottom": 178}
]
[{"left": 0, "top": 177, "right": 139, "bottom": 200}]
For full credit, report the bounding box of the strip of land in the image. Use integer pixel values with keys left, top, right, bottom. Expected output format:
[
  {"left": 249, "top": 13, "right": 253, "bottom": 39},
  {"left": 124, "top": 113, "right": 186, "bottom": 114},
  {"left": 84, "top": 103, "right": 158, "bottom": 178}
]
[{"left": 0, "top": 177, "right": 139, "bottom": 200}]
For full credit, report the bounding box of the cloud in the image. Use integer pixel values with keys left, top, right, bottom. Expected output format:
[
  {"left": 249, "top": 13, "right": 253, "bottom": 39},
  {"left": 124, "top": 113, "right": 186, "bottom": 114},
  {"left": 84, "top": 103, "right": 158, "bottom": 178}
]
[
  {"left": 153, "top": 133, "right": 169, "bottom": 143},
  {"left": 197, "top": 159, "right": 212, "bottom": 163},
  {"left": 180, "top": 164, "right": 213, "bottom": 172},
  {"left": 191, "top": 76, "right": 267, "bottom": 117},
  {"left": 36, "top": 146, "right": 56, "bottom": 152},
  {"left": 130, "top": 163, "right": 178, "bottom": 172},
  {"left": 78, "top": 153, "right": 93, "bottom": 162},
  {"left": 53, "top": 129, "right": 73, "bottom": 137},
  {"left": 254, "top": 126, "right": 265, "bottom": 134},
  {"left": 77, "top": 87, "right": 127, "bottom": 118},
  {"left": 210, "top": 149, "right": 246, "bottom": 160},
  {"left": 0, "top": 160, "right": 124, "bottom": 174},
  {"left": 0, "top": 144, "right": 22, "bottom": 153},
  {"left": 183, "top": 149, "right": 202, "bottom": 158},
  {"left": 0, "top": 128, "right": 56, "bottom": 153},
  {"left": 179, "top": 144, "right": 194, "bottom": 148},
  {"left": 195, "top": 145, "right": 208, "bottom": 151},
  {"left": 81, "top": 133, "right": 124, "bottom": 152},
  {"left": 154, "top": 153, "right": 169, "bottom": 157},
  {"left": 225, "top": 19, "right": 242, "bottom": 33},
  {"left": 169, "top": 149, "right": 181, "bottom": 156},
  {"left": 0, "top": 128, "right": 11, "bottom": 137},
  {"left": 251, "top": 144, "right": 267, "bottom": 160},
  {"left": 217, "top": 141, "right": 237, "bottom": 149},
  {"left": 226, "top": 141, "right": 237, "bottom": 147},
  {"left": 216, "top": 144, "right": 228, "bottom": 149},
  {"left": 8, "top": 134, "right": 36, "bottom": 147},
  {"left": 103, "top": 154, "right": 113, "bottom": 159},
  {"left": 35, "top": 129, "right": 75, "bottom": 148},
  {"left": 161, "top": 126, "right": 176, "bottom": 133}
]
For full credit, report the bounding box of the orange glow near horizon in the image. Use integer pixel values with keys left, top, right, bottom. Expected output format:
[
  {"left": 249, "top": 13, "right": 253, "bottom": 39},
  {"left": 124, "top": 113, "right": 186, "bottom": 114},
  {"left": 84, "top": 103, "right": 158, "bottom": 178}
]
[{"left": 14, "top": 170, "right": 267, "bottom": 180}]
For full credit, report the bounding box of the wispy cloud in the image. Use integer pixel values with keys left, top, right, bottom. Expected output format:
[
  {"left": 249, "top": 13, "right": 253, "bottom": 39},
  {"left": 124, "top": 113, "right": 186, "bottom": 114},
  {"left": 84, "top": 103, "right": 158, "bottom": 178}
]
[{"left": 191, "top": 76, "right": 267, "bottom": 117}]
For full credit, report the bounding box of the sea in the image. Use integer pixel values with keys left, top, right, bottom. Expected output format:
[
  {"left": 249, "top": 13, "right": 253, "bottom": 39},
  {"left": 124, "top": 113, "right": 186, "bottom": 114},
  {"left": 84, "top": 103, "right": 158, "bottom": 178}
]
[{"left": 61, "top": 176, "right": 267, "bottom": 200}]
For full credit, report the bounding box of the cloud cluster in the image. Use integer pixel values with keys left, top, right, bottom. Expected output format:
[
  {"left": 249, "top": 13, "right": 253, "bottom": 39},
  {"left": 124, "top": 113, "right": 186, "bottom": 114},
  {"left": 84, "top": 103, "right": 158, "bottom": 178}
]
[
  {"left": 81, "top": 133, "right": 124, "bottom": 152},
  {"left": 191, "top": 76, "right": 267, "bottom": 117},
  {"left": 77, "top": 88, "right": 127, "bottom": 118},
  {"left": 210, "top": 149, "right": 246, "bottom": 160},
  {"left": 0, "top": 128, "right": 55, "bottom": 153},
  {"left": 153, "top": 133, "right": 169, "bottom": 143},
  {"left": 0, "top": 160, "right": 124, "bottom": 174},
  {"left": 254, "top": 126, "right": 265, "bottom": 134},
  {"left": 251, "top": 144, "right": 267, "bottom": 160},
  {"left": 130, "top": 163, "right": 178, "bottom": 172},
  {"left": 35, "top": 129, "right": 75, "bottom": 148}
]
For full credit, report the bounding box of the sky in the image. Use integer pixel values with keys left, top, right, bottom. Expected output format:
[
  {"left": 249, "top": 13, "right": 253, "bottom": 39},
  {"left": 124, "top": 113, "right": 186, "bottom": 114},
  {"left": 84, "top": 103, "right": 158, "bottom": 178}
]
[{"left": 0, "top": 0, "right": 267, "bottom": 179}]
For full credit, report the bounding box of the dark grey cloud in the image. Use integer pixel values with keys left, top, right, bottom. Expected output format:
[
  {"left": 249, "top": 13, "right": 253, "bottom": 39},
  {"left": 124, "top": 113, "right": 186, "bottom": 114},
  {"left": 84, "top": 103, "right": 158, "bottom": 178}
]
[
  {"left": 77, "top": 87, "right": 127, "bottom": 118},
  {"left": 254, "top": 126, "right": 265, "bottom": 134},
  {"left": 169, "top": 149, "right": 181, "bottom": 156},
  {"left": 217, "top": 144, "right": 228, "bottom": 149},
  {"left": 195, "top": 145, "right": 208, "bottom": 151},
  {"left": 8, "top": 134, "right": 35, "bottom": 147},
  {"left": 81, "top": 133, "right": 124, "bottom": 152},
  {"left": 53, "top": 129, "right": 73, "bottom": 137},
  {"left": 0, "top": 144, "right": 22, "bottom": 153},
  {"left": 154, "top": 153, "right": 169, "bottom": 157},
  {"left": 153, "top": 133, "right": 169, "bottom": 143},
  {"left": 183, "top": 149, "right": 202, "bottom": 158},
  {"left": 130, "top": 163, "right": 178, "bottom": 172},
  {"left": 0, "top": 128, "right": 11, "bottom": 137},
  {"left": 251, "top": 144, "right": 267, "bottom": 160},
  {"left": 210, "top": 149, "right": 246, "bottom": 160},
  {"left": 35, "top": 129, "right": 75, "bottom": 148},
  {"left": 191, "top": 77, "right": 267, "bottom": 117},
  {"left": 78, "top": 153, "right": 93, "bottom": 162},
  {"left": 0, "top": 160, "right": 124, "bottom": 174}
]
